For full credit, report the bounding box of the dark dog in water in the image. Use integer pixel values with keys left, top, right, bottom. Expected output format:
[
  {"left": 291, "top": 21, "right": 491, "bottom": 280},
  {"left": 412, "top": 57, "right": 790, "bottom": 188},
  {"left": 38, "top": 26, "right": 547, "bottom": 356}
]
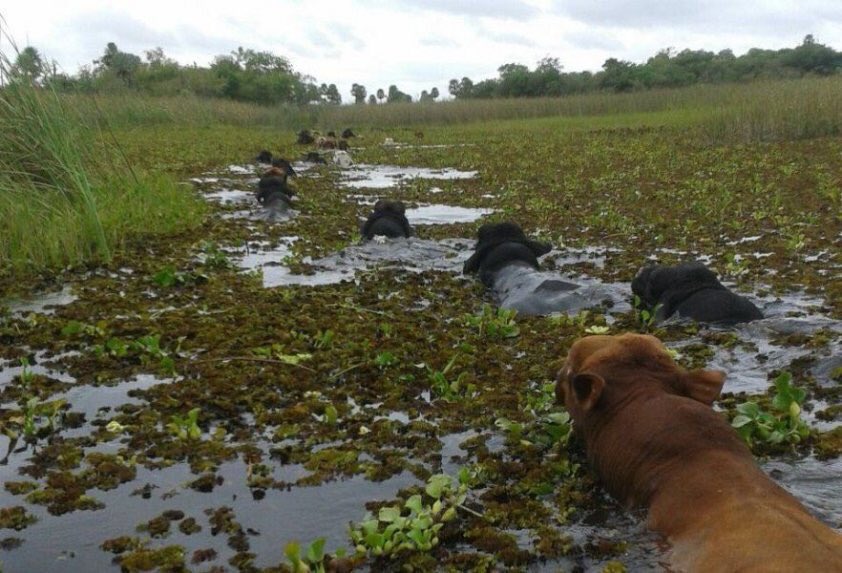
[
  {"left": 297, "top": 130, "right": 315, "bottom": 145},
  {"left": 463, "top": 222, "right": 552, "bottom": 286},
  {"left": 463, "top": 222, "right": 615, "bottom": 316},
  {"left": 303, "top": 151, "right": 327, "bottom": 164},
  {"left": 361, "top": 200, "right": 412, "bottom": 240},
  {"left": 631, "top": 262, "right": 763, "bottom": 324},
  {"left": 256, "top": 162, "right": 296, "bottom": 219}
]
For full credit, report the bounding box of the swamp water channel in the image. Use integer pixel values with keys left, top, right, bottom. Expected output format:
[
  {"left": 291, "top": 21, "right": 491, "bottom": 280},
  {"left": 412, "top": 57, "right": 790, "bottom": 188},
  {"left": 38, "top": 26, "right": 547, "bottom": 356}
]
[{"left": 0, "top": 149, "right": 840, "bottom": 572}]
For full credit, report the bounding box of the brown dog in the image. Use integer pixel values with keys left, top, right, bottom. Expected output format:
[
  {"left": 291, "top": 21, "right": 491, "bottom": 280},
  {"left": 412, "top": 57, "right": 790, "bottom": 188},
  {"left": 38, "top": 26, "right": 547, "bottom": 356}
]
[{"left": 556, "top": 333, "right": 842, "bottom": 572}]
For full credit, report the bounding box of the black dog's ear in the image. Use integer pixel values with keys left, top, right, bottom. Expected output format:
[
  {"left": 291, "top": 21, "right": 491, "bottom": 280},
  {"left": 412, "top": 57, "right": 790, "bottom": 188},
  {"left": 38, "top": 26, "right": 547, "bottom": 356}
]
[
  {"left": 373, "top": 199, "right": 386, "bottom": 211},
  {"left": 463, "top": 251, "right": 481, "bottom": 274},
  {"left": 525, "top": 239, "right": 552, "bottom": 257}
]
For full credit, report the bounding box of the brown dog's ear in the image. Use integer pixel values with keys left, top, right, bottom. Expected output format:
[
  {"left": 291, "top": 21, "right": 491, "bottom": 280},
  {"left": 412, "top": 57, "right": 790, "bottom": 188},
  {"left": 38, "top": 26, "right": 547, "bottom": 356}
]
[
  {"left": 570, "top": 372, "right": 605, "bottom": 411},
  {"left": 678, "top": 369, "right": 725, "bottom": 405},
  {"left": 554, "top": 366, "right": 570, "bottom": 404}
]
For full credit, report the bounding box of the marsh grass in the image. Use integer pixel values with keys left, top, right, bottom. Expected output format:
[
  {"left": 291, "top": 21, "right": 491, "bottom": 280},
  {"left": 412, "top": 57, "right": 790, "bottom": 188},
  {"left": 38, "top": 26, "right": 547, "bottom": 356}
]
[
  {"left": 69, "top": 92, "right": 317, "bottom": 129},
  {"left": 321, "top": 78, "right": 842, "bottom": 143},
  {"left": 0, "top": 47, "right": 205, "bottom": 277},
  {"left": 74, "top": 77, "right": 842, "bottom": 144},
  {"left": 700, "top": 78, "right": 842, "bottom": 142}
]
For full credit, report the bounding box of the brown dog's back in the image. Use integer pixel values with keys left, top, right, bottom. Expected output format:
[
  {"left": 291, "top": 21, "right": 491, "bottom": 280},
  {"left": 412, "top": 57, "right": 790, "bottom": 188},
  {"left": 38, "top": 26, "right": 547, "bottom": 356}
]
[{"left": 557, "top": 334, "right": 842, "bottom": 572}]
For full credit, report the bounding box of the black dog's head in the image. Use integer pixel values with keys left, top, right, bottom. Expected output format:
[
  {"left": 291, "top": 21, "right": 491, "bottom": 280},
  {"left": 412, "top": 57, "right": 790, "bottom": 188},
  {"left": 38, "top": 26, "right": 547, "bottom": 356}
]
[
  {"left": 632, "top": 262, "right": 722, "bottom": 308},
  {"left": 361, "top": 200, "right": 412, "bottom": 239},
  {"left": 373, "top": 199, "right": 405, "bottom": 216},
  {"left": 256, "top": 150, "right": 272, "bottom": 163},
  {"left": 463, "top": 222, "right": 552, "bottom": 275},
  {"left": 297, "top": 130, "right": 314, "bottom": 145},
  {"left": 341, "top": 128, "right": 356, "bottom": 139},
  {"left": 304, "top": 151, "right": 327, "bottom": 164},
  {"left": 271, "top": 158, "right": 296, "bottom": 177}
]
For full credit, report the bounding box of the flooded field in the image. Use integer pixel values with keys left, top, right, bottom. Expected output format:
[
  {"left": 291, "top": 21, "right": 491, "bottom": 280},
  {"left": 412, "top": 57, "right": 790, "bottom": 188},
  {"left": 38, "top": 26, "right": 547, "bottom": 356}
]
[{"left": 1, "top": 130, "right": 840, "bottom": 572}]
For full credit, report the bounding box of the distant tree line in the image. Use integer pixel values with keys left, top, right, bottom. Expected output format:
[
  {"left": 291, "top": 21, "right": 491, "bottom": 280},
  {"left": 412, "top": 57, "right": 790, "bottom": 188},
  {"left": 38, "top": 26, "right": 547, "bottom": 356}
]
[
  {"left": 6, "top": 35, "right": 841, "bottom": 105},
  {"left": 6, "top": 42, "right": 342, "bottom": 105},
  {"left": 449, "top": 35, "right": 842, "bottom": 99}
]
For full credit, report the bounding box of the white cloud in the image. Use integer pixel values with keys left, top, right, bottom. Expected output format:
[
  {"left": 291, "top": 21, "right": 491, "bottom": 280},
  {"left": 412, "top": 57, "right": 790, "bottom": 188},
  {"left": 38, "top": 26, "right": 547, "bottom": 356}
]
[{"left": 2, "top": 0, "right": 841, "bottom": 101}]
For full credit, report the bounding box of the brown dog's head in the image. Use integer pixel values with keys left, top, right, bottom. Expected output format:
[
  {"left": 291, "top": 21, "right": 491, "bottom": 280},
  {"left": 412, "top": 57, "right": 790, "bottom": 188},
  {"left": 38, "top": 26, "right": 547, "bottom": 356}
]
[{"left": 556, "top": 333, "right": 725, "bottom": 424}]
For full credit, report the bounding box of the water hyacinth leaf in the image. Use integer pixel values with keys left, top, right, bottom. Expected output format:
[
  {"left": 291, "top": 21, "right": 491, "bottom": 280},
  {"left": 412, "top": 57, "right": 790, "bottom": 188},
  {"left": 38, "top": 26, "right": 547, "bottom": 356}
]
[
  {"left": 547, "top": 411, "right": 570, "bottom": 425},
  {"left": 284, "top": 541, "right": 301, "bottom": 563},
  {"left": 360, "top": 517, "right": 378, "bottom": 535},
  {"left": 305, "top": 537, "right": 325, "bottom": 563},
  {"left": 736, "top": 402, "right": 761, "bottom": 417},
  {"left": 425, "top": 474, "right": 451, "bottom": 499},
  {"left": 406, "top": 528, "right": 426, "bottom": 548},
  {"left": 404, "top": 494, "right": 423, "bottom": 515},
  {"left": 457, "top": 467, "right": 471, "bottom": 486},
  {"left": 365, "top": 532, "right": 385, "bottom": 549},
  {"left": 378, "top": 506, "right": 401, "bottom": 523},
  {"left": 731, "top": 415, "right": 753, "bottom": 428}
]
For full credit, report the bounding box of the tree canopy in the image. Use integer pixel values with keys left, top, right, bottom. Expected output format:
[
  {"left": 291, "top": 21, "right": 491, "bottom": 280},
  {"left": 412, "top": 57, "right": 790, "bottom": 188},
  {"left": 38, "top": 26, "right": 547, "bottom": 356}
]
[
  {"left": 9, "top": 35, "right": 841, "bottom": 106},
  {"left": 449, "top": 36, "right": 842, "bottom": 99}
]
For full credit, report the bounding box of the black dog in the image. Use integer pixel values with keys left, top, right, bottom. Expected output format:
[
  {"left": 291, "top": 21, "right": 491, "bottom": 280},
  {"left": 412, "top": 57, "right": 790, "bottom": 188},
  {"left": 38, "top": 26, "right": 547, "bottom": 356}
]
[
  {"left": 297, "top": 130, "right": 315, "bottom": 145},
  {"left": 256, "top": 150, "right": 273, "bottom": 163},
  {"left": 256, "top": 176, "right": 293, "bottom": 206},
  {"left": 256, "top": 161, "right": 296, "bottom": 214},
  {"left": 361, "top": 200, "right": 412, "bottom": 240},
  {"left": 463, "top": 222, "right": 552, "bottom": 286},
  {"left": 341, "top": 128, "right": 356, "bottom": 139},
  {"left": 631, "top": 262, "right": 763, "bottom": 324},
  {"left": 463, "top": 222, "right": 616, "bottom": 316},
  {"left": 303, "top": 151, "right": 327, "bottom": 164}
]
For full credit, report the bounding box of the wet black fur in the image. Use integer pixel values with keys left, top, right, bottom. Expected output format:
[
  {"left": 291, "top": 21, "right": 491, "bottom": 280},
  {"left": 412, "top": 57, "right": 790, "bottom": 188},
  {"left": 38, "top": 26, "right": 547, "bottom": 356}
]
[
  {"left": 631, "top": 262, "right": 763, "bottom": 324},
  {"left": 463, "top": 222, "right": 552, "bottom": 286},
  {"left": 256, "top": 176, "right": 294, "bottom": 208},
  {"left": 360, "top": 200, "right": 412, "bottom": 239},
  {"left": 304, "top": 151, "right": 327, "bottom": 164},
  {"left": 297, "top": 130, "right": 315, "bottom": 145}
]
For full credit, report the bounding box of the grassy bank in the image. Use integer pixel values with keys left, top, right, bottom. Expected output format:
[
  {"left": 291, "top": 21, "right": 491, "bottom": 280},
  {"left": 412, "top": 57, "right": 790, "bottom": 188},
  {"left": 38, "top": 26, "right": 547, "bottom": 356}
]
[
  {"left": 0, "top": 75, "right": 205, "bottom": 283},
  {"left": 71, "top": 76, "right": 842, "bottom": 144}
]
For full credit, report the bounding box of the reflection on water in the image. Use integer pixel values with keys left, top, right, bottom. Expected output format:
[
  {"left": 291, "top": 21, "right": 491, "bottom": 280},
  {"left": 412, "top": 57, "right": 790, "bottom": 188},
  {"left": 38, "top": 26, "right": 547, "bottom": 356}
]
[
  {"left": 339, "top": 164, "right": 477, "bottom": 189},
  {"left": 405, "top": 204, "right": 495, "bottom": 225},
  {"left": 5, "top": 287, "right": 77, "bottom": 316},
  {"left": 764, "top": 456, "right": 842, "bottom": 529},
  {"left": 0, "top": 453, "right": 415, "bottom": 573}
]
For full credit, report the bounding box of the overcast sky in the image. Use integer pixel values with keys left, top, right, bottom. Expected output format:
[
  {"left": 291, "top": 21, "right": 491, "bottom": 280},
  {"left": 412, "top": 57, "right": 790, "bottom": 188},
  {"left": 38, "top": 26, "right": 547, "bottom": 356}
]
[{"left": 3, "top": 1, "right": 842, "bottom": 100}]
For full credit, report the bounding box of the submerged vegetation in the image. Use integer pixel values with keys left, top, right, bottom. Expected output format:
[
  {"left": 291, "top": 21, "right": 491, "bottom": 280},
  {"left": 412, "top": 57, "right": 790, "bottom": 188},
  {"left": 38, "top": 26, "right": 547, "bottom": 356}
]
[{"left": 0, "top": 39, "right": 840, "bottom": 572}]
